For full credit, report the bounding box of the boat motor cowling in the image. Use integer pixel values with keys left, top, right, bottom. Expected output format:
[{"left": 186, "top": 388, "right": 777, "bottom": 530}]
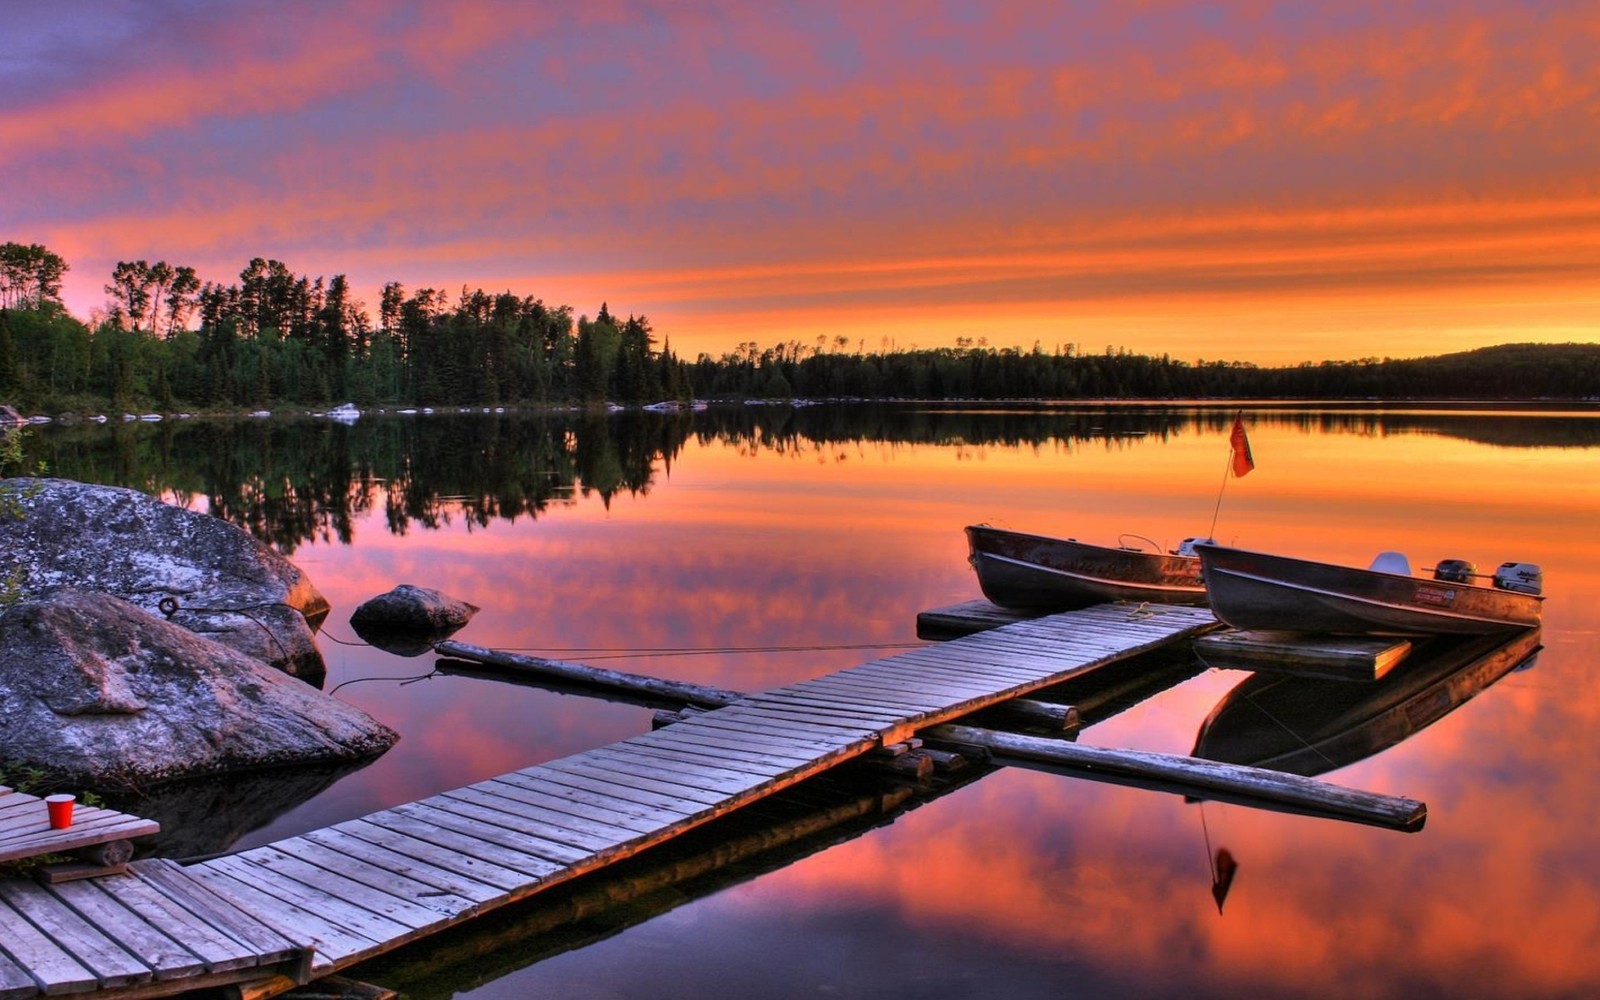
[
  {"left": 1493, "top": 562, "right": 1543, "bottom": 595},
  {"left": 1173, "top": 537, "right": 1214, "bottom": 557},
  {"left": 1433, "top": 559, "right": 1476, "bottom": 584}
]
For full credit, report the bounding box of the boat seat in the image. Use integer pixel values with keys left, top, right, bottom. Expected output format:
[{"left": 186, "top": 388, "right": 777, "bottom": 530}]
[{"left": 1368, "top": 551, "right": 1412, "bottom": 575}]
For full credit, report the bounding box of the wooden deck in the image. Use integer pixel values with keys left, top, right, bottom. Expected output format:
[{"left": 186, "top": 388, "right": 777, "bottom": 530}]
[
  {"left": 0, "top": 603, "right": 1217, "bottom": 1000},
  {"left": 0, "top": 789, "right": 160, "bottom": 868}
]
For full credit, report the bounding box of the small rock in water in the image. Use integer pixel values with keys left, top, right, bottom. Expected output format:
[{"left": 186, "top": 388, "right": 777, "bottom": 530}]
[{"left": 350, "top": 584, "right": 479, "bottom": 656}]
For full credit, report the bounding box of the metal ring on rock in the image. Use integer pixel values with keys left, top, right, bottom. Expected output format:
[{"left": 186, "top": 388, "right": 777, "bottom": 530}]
[{"left": 158, "top": 596, "right": 180, "bottom": 617}]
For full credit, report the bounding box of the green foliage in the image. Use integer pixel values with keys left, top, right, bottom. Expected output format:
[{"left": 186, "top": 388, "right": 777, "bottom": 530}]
[
  {"left": 1, "top": 426, "right": 46, "bottom": 607},
  {"left": 4, "top": 240, "right": 1599, "bottom": 412}
]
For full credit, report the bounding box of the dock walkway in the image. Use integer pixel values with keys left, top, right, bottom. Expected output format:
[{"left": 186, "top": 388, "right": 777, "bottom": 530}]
[{"left": 0, "top": 603, "right": 1217, "bottom": 1000}]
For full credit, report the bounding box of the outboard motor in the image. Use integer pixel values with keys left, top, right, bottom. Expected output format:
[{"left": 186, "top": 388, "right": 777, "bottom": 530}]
[
  {"left": 1493, "top": 562, "right": 1543, "bottom": 595},
  {"left": 1433, "top": 559, "right": 1476, "bottom": 584},
  {"left": 1173, "top": 537, "right": 1214, "bottom": 557}
]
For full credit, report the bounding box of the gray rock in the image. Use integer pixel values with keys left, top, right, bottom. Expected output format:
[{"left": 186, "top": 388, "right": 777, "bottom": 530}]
[
  {"left": 350, "top": 584, "right": 478, "bottom": 656},
  {"left": 0, "top": 588, "right": 398, "bottom": 787},
  {"left": 351, "top": 584, "right": 479, "bottom": 632},
  {"left": 0, "top": 477, "right": 329, "bottom": 680}
]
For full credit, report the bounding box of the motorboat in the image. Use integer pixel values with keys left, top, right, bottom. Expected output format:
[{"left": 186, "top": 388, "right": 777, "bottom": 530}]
[
  {"left": 965, "top": 525, "right": 1210, "bottom": 611},
  {"left": 1194, "top": 543, "right": 1543, "bottom": 635}
]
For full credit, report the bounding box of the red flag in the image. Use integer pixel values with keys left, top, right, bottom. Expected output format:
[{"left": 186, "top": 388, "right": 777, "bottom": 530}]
[
  {"left": 1211, "top": 848, "right": 1239, "bottom": 912},
  {"left": 1229, "top": 416, "right": 1254, "bottom": 478}
]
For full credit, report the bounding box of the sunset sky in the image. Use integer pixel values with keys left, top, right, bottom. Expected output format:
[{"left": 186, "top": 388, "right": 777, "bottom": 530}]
[{"left": 4, "top": 1, "right": 1598, "bottom": 364}]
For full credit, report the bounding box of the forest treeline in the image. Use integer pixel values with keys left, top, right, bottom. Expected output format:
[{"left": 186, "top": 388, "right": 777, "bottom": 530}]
[{"left": 2, "top": 241, "right": 1598, "bottom": 412}]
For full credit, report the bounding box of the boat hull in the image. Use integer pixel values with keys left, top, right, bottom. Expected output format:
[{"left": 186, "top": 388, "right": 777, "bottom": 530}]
[
  {"left": 1195, "top": 544, "right": 1543, "bottom": 635},
  {"left": 965, "top": 525, "right": 1206, "bottom": 611},
  {"left": 1192, "top": 629, "right": 1542, "bottom": 776}
]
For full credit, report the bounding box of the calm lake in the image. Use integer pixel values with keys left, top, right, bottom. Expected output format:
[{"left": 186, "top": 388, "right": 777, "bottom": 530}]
[{"left": 19, "top": 403, "right": 1600, "bottom": 999}]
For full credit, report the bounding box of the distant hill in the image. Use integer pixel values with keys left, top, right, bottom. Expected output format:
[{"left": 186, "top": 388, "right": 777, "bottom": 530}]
[{"left": 1261, "top": 342, "right": 1600, "bottom": 399}]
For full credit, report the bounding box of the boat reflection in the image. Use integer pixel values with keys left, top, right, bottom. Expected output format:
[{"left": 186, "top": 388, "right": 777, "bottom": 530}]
[{"left": 1191, "top": 628, "right": 1542, "bottom": 777}]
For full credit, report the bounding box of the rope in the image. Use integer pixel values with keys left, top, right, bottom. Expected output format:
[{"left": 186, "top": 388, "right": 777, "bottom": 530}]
[{"left": 1239, "top": 687, "right": 1339, "bottom": 770}]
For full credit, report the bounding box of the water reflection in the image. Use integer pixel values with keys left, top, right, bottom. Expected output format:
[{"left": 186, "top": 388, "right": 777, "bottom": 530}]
[
  {"left": 18, "top": 404, "right": 1599, "bottom": 555},
  {"left": 1193, "top": 629, "right": 1543, "bottom": 776},
  {"left": 12, "top": 404, "right": 1600, "bottom": 1000}
]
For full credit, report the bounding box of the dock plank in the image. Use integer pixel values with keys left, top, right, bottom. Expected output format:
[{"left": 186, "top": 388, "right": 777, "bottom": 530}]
[
  {"left": 672, "top": 712, "right": 856, "bottom": 750},
  {"left": 0, "top": 892, "right": 97, "bottom": 995},
  {"left": 182, "top": 859, "right": 387, "bottom": 969},
  {"left": 89, "top": 869, "right": 260, "bottom": 973},
  {"left": 635, "top": 725, "right": 828, "bottom": 764},
  {"left": 292, "top": 828, "right": 503, "bottom": 906},
  {"left": 492, "top": 772, "right": 694, "bottom": 828},
  {"left": 0, "top": 948, "right": 37, "bottom": 1000},
  {"left": 588, "top": 741, "right": 787, "bottom": 782},
  {"left": 384, "top": 802, "right": 592, "bottom": 867},
  {"left": 435, "top": 788, "right": 627, "bottom": 851},
  {"left": 231, "top": 847, "right": 461, "bottom": 930},
  {"left": 131, "top": 860, "right": 306, "bottom": 966},
  {"left": 37, "top": 879, "right": 207, "bottom": 981},
  {"left": 328, "top": 820, "right": 540, "bottom": 892},
  {"left": 563, "top": 751, "right": 767, "bottom": 799},
  {"left": 541, "top": 757, "right": 737, "bottom": 808},
  {"left": 512, "top": 763, "right": 709, "bottom": 817},
  {"left": 0, "top": 880, "right": 149, "bottom": 989}
]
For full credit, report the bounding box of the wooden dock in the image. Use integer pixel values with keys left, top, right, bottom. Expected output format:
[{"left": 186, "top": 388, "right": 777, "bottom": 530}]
[{"left": 0, "top": 603, "right": 1218, "bottom": 1000}]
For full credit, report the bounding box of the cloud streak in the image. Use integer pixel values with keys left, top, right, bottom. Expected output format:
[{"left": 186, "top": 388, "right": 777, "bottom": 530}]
[{"left": 3, "top": 0, "right": 1597, "bottom": 361}]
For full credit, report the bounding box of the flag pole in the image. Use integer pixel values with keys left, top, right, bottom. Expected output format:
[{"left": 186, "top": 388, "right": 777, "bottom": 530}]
[
  {"left": 1208, "top": 442, "right": 1233, "bottom": 540},
  {"left": 1209, "top": 410, "right": 1252, "bottom": 539}
]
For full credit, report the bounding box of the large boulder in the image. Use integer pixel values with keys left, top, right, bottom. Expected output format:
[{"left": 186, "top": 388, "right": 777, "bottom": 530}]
[
  {"left": 0, "top": 588, "right": 398, "bottom": 787},
  {"left": 0, "top": 477, "right": 329, "bottom": 680}
]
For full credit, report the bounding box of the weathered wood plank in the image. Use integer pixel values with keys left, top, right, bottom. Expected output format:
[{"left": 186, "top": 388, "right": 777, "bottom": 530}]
[
  {"left": 540, "top": 757, "right": 736, "bottom": 808},
  {"left": 182, "top": 859, "right": 387, "bottom": 969},
  {"left": 513, "top": 763, "right": 709, "bottom": 817},
  {"left": 1194, "top": 630, "right": 1413, "bottom": 682},
  {"left": 886, "top": 644, "right": 1065, "bottom": 678},
  {"left": 37, "top": 879, "right": 207, "bottom": 981},
  {"left": 563, "top": 750, "right": 766, "bottom": 798},
  {"left": 922, "top": 724, "right": 1426, "bottom": 831},
  {"left": 663, "top": 711, "right": 858, "bottom": 751},
  {"left": 0, "top": 947, "right": 38, "bottom": 1000},
  {"left": 433, "top": 641, "right": 742, "bottom": 708},
  {"left": 635, "top": 724, "right": 826, "bottom": 764},
  {"left": 293, "top": 828, "right": 504, "bottom": 906},
  {"left": 683, "top": 706, "right": 875, "bottom": 743},
  {"left": 708, "top": 704, "right": 882, "bottom": 738},
  {"left": 479, "top": 776, "right": 662, "bottom": 835},
  {"left": 800, "top": 674, "right": 989, "bottom": 707},
  {"left": 434, "top": 788, "right": 626, "bottom": 851},
  {"left": 491, "top": 772, "right": 693, "bottom": 829},
  {"left": 460, "top": 781, "right": 656, "bottom": 840},
  {"left": 327, "top": 820, "right": 539, "bottom": 892},
  {"left": 131, "top": 860, "right": 306, "bottom": 966},
  {"left": 0, "top": 879, "right": 150, "bottom": 989},
  {"left": 91, "top": 869, "right": 260, "bottom": 973},
  {"left": 767, "top": 681, "right": 945, "bottom": 713},
  {"left": 0, "top": 892, "right": 97, "bottom": 995},
  {"left": 915, "top": 599, "right": 1038, "bottom": 639},
  {"left": 229, "top": 847, "right": 459, "bottom": 931},
  {"left": 386, "top": 802, "right": 592, "bottom": 867},
  {"left": 617, "top": 736, "right": 806, "bottom": 778},
  {"left": 856, "top": 652, "right": 1045, "bottom": 685}
]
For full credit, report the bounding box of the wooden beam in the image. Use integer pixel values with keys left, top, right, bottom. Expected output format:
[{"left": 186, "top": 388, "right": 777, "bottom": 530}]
[
  {"left": 435, "top": 641, "right": 742, "bottom": 709},
  {"left": 1195, "top": 630, "right": 1414, "bottom": 682},
  {"left": 921, "top": 723, "right": 1426, "bottom": 832}
]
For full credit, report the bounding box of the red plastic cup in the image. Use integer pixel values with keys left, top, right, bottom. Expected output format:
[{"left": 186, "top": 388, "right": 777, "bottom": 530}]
[{"left": 45, "top": 794, "right": 75, "bottom": 829}]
